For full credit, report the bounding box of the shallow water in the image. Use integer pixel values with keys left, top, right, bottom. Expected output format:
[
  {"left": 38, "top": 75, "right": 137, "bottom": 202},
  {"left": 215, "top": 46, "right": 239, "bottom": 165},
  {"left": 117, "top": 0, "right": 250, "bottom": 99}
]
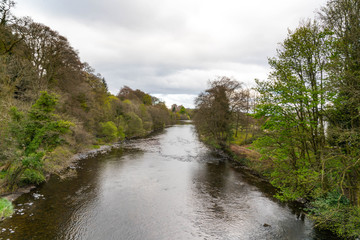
[{"left": 0, "top": 124, "right": 337, "bottom": 239}]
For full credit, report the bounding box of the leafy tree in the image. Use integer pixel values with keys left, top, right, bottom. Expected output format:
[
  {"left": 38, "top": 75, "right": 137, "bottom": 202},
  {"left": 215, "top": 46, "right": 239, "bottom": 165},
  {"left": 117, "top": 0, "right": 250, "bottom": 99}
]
[
  {"left": 142, "top": 94, "right": 152, "bottom": 105},
  {"left": 194, "top": 77, "right": 243, "bottom": 147},
  {"left": 320, "top": 0, "right": 360, "bottom": 206},
  {"left": 254, "top": 20, "right": 331, "bottom": 200},
  {"left": 125, "top": 112, "right": 144, "bottom": 137},
  {"left": 148, "top": 103, "right": 172, "bottom": 130},
  {"left": 179, "top": 106, "right": 186, "bottom": 114},
  {"left": 100, "top": 121, "right": 118, "bottom": 142},
  {"left": 6, "top": 91, "right": 72, "bottom": 187}
]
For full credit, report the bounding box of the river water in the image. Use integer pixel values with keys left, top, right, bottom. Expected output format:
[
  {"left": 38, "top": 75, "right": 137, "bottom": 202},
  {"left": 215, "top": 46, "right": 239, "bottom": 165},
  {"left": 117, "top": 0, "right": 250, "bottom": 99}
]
[{"left": 0, "top": 123, "right": 337, "bottom": 239}]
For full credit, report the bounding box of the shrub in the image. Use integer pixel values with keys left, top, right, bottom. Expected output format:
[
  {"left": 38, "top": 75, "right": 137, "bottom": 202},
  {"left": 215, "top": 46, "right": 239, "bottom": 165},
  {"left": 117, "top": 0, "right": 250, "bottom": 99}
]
[
  {"left": 100, "top": 121, "right": 118, "bottom": 142},
  {"left": 125, "top": 112, "right": 144, "bottom": 137},
  {"left": 43, "top": 146, "right": 73, "bottom": 173},
  {"left": 21, "top": 168, "right": 45, "bottom": 184},
  {"left": 309, "top": 191, "right": 360, "bottom": 238},
  {"left": 0, "top": 198, "right": 13, "bottom": 219}
]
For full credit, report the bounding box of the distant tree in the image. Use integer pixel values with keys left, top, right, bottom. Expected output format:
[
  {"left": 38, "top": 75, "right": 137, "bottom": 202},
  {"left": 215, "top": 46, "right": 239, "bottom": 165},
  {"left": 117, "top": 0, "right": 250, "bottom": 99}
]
[
  {"left": 148, "top": 103, "right": 171, "bottom": 130},
  {"left": 179, "top": 106, "right": 186, "bottom": 114},
  {"left": 194, "top": 76, "right": 242, "bottom": 147},
  {"left": 100, "top": 121, "right": 118, "bottom": 142},
  {"left": 125, "top": 112, "right": 144, "bottom": 137},
  {"left": 142, "top": 94, "right": 152, "bottom": 105}
]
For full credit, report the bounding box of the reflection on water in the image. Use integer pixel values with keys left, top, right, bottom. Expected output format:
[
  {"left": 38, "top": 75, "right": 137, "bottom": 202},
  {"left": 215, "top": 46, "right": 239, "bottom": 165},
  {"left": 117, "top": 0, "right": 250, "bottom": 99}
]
[{"left": 0, "top": 125, "right": 337, "bottom": 240}]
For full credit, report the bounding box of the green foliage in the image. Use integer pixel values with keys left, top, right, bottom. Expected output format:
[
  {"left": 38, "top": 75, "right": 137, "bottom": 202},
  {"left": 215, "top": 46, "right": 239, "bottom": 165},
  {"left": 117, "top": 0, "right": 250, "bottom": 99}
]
[
  {"left": 194, "top": 77, "right": 243, "bottom": 147},
  {"left": 0, "top": 3, "right": 178, "bottom": 199},
  {"left": 125, "top": 112, "right": 144, "bottom": 137},
  {"left": 138, "top": 104, "right": 153, "bottom": 132},
  {"left": 21, "top": 168, "right": 45, "bottom": 184},
  {"left": 142, "top": 94, "right": 152, "bottom": 105},
  {"left": 253, "top": 21, "right": 330, "bottom": 201},
  {"left": 6, "top": 91, "right": 73, "bottom": 187},
  {"left": 29, "top": 91, "right": 58, "bottom": 118},
  {"left": 253, "top": 8, "right": 360, "bottom": 238},
  {"left": 309, "top": 191, "right": 360, "bottom": 238},
  {"left": 231, "top": 131, "right": 253, "bottom": 145},
  {"left": 179, "top": 106, "right": 186, "bottom": 114},
  {"left": 117, "top": 126, "right": 125, "bottom": 141},
  {"left": 22, "top": 152, "right": 44, "bottom": 169},
  {"left": 100, "top": 121, "right": 118, "bottom": 142},
  {"left": 148, "top": 103, "right": 171, "bottom": 130},
  {"left": 0, "top": 198, "right": 13, "bottom": 219}
]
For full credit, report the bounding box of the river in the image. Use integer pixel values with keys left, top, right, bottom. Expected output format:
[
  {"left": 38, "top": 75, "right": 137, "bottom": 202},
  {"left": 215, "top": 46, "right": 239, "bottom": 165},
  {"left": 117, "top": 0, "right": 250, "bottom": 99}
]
[{"left": 0, "top": 123, "right": 337, "bottom": 239}]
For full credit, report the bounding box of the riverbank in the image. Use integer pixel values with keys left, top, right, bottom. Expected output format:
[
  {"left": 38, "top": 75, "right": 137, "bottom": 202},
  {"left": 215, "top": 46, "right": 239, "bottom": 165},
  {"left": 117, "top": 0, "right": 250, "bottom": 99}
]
[
  {"left": 227, "top": 143, "right": 357, "bottom": 240},
  {"left": 0, "top": 143, "right": 122, "bottom": 202},
  {"left": 0, "top": 125, "right": 173, "bottom": 203},
  {"left": 0, "top": 141, "right": 126, "bottom": 220},
  {"left": 0, "top": 123, "right": 334, "bottom": 239}
]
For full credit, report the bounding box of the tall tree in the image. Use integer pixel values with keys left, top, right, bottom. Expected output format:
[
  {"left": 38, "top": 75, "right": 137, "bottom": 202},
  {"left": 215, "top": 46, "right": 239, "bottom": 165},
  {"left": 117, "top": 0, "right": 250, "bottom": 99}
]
[
  {"left": 194, "top": 77, "right": 242, "bottom": 147},
  {"left": 254, "top": 20, "right": 331, "bottom": 200},
  {"left": 320, "top": 0, "right": 360, "bottom": 206}
]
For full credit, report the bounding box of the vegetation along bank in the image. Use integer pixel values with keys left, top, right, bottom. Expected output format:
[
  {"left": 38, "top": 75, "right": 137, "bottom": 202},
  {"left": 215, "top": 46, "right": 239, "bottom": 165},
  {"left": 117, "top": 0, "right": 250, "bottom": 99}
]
[
  {"left": 0, "top": 1, "right": 194, "bottom": 218},
  {"left": 193, "top": 0, "right": 360, "bottom": 238}
]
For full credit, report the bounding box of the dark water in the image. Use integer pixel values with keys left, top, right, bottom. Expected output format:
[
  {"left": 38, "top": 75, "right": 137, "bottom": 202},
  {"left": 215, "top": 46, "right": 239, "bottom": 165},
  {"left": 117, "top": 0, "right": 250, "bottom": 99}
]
[{"left": 0, "top": 123, "right": 337, "bottom": 240}]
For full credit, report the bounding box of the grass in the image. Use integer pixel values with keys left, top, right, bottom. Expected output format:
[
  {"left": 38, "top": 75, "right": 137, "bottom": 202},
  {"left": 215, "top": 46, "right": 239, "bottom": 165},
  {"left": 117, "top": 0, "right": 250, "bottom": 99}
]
[
  {"left": 231, "top": 131, "right": 253, "bottom": 145},
  {"left": 0, "top": 198, "right": 13, "bottom": 219}
]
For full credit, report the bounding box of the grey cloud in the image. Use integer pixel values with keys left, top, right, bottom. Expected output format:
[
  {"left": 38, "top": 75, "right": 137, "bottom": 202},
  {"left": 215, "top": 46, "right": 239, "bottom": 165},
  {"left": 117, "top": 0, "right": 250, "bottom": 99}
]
[
  {"left": 14, "top": 0, "right": 328, "bottom": 107},
  {"left": 24, "top": 0, "right": 187, "bottom": 31}
]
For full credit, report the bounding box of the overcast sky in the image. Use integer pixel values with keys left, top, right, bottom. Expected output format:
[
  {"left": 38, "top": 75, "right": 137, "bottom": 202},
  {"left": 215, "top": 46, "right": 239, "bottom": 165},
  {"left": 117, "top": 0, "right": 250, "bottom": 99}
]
[{"left": 13, "top": 0, "right": 328, "bottom": 108}]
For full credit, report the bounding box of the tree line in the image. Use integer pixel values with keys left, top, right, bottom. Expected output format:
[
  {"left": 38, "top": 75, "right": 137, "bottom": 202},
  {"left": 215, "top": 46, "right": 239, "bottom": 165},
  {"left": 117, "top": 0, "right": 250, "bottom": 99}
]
[
  {"left": 0, "top": 1, "right": 177, "bottom": 191},
  {"left": 194, "top": 0, "right": 360, "bottom": 237}
]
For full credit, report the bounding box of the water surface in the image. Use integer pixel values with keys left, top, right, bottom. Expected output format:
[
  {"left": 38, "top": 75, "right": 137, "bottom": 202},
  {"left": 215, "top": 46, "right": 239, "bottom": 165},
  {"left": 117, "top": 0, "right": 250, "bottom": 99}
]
[{"left": 0, "top": 124, "right": 336, "bottom": 239}]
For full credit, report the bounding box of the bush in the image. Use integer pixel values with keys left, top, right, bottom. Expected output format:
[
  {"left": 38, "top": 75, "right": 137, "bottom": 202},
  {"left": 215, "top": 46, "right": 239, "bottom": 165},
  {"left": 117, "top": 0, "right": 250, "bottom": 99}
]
[
  {"left": 71, "top": 123, "right": 94, "bottom": 150},
  {"left": 0, "top": 198, "right": 13, "bottom": 219},
  {"left": 43, "top": 146, "right": 73, "bottom": 173},
  {"left": 125, "top": 112, "right": 144, "bottom": 137},
  {"left": 309, "top": 191, "right": 360, "bottom": 238},
  {"left": 117, "top": 125, "right": 125, "bottom": 141},
  {"left": 100, "top": 121, "right": 118, "bottom": 142},
  {"left": 22, "top": 168, "right": 45, "bottom": 184}
]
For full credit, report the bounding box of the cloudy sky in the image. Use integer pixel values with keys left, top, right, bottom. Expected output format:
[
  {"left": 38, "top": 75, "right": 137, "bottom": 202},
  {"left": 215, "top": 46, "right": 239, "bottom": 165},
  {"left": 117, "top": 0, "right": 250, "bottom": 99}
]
[{"left": 13, "top": 0, "right": 328, "bottom": 108}]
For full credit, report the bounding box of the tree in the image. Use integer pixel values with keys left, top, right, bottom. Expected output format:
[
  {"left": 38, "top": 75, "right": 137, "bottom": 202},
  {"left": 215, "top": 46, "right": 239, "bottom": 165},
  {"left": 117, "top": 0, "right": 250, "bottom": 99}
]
[
  {"left": 254, "top": 20, "right": 331, "bottom": 200},
  {"left": 0, "top": 1, "right": 23, "bottom": 56},
  {"left": 100, "top": 121, "right": 118, "bottom": 142},
  {"left": 5, "top": 91, "right": 73, "bottom": 188},
  {"left": 232, "top": 89, "right": 250, "bottom": 138},
  {"left": 125, "top": 112, "right": 144, "bottom": 137},
  {"left": 319, "top": 0, "right": 360, "bottom": 207},
  {"left": 0, "top": 0, "right": 14, "bottom": 25},
  {"left": 13, "top": 18, "right": 82, "bottom": 92},
  {"left": 194, "top": 76, "right": 242, "bottom": 147}
]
